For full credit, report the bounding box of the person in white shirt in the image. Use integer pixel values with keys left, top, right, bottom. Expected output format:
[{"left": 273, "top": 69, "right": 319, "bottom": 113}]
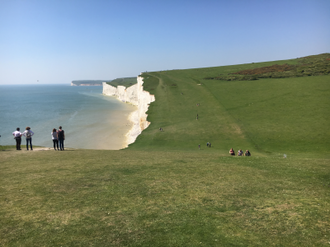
[
  {"left": 22, "top": 127, "right": 34, "bottom": 151},
  {"left": 51, "top": 128, "right": 59, "bottom": 150},
  {"left": 12, "top": 127, "right": 22, "bottom": 150}
]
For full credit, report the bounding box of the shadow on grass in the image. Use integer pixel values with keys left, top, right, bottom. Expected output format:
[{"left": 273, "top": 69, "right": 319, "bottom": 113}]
[{"left": 0, "top": 145, "right": 14, "bottom": 151}]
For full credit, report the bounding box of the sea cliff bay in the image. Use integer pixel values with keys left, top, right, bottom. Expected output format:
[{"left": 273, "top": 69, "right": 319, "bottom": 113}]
[
  {"left": 71, "top": 80, "right": 108, "bottom": 86},
  {"left": 102, "top": 76, "right": 155, "bottom": 146},
  {"left": 0, "top": 85, "right": 135, "bottom": 149}
]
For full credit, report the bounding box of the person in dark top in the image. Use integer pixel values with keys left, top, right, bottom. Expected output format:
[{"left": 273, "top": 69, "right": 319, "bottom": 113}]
[
  {"left": 229, "top": 148, "right": 235, "bottom": 156},
  {"left": 57, "top": 126, "right": 65, "bottom": 151},
  {"left": 244, "top": 150, "right": 251, "bottom": 156}
]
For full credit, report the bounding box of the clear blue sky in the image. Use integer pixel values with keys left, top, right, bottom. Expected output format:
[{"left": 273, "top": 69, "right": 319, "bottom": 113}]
[{"left": 1, "top": 0, "right": 329, "bottom": 85}]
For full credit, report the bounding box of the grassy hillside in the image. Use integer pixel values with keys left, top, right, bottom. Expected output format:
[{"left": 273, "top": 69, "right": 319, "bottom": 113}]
[
  {"left": 71, "top": 80, "right": 106, "bottom": 85},
  {"left": 0, "top": 148, "right": 329, "bottom": 246},
  {"left": 107, "top": 77, "right": 137, "bottom": 88},
  {"left": 1, "top": 54, "right": 329, "bottom": 246},
  {"left": 205, "top": 53, "right": 330, "bottom": 81},
  {"left": 130, "top": 55, "right": 330, "bottom": 157}
]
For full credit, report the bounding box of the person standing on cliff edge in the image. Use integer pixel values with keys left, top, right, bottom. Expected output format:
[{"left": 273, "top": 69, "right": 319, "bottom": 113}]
[
  {"left": 12, "top": 127, "right": 22, "bottom": 150},
  {"left": 51, "top": 128, "right": 59, "bottom": 150},
  {"left": 22, "top": 126, "right": 34, "bottom": 150},
  {"left": 58, "top": 126, "right": 65, "bottom": 151}
]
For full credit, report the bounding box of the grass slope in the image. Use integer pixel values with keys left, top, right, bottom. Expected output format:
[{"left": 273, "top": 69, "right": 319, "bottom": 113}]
[
  {"left": 71, "top": 80, "right": 106, "bottom": 85},
  {"left": 205, "top": 53, "right": 330, "bottom": 81},
  {"left": 0, "top": 149, "right": 329, "bottom": 246},
  {"left": 107, "top": 77, "right": 137, "bottom": 88},
  {"left": 131, "top": 56, "right": 330, "bottom": 156},
  {"left": 1, "top": 55, "right": 329, "bottom": 246}
]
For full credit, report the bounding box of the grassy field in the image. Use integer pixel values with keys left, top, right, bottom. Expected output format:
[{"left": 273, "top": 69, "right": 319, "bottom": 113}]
[
  {"left": 131, "top": 56, "right": 330, "bottom": 157},
  {"left": 1, "top": 55, "right": 329, "bottom": 246},
  {"left": 204, "top": 53, "right": 330, "bottom": 81}
]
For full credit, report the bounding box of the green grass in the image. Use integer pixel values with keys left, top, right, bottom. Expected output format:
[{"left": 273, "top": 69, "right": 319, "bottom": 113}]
[
  {"left": 71, "top": 80, "right": 105, "bottom": 85},
  {"left": 107, "top": 77, "right": 137, "bottom": 88},
  {"left": 0, "top": 149, "right": 329, "bottom": 246},
  {"left": 1, "top": 55, "right": 329, "bottom": 246},
  {"left": 130, "top": 62, "right": 330, "bottom": 157},
  {"left": 204, "top": 53, "right": 330, "bottom": 81}
]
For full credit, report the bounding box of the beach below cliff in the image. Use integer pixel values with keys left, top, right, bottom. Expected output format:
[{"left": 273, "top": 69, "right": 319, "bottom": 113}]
[
  {"left": 82, "top": 105, "right": 136, "bottom": 150},
  {"left": 103, "top": 76, "right": 155, "bottom": 147}
]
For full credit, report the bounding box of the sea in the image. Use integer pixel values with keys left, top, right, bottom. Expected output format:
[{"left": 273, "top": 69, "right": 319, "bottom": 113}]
[{"left": 0, "top": 84, "right": 136, "bottom": 150}]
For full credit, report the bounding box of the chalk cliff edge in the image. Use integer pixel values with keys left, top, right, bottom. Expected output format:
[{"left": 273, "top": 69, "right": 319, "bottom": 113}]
[{"left": 102, "top": 76, "right": 155, "bottom": 147}]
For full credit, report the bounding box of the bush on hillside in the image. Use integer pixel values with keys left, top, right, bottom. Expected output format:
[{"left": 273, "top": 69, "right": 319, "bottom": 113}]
[{"left": 204, "top": 53, "right": 330, "bottom": 81}]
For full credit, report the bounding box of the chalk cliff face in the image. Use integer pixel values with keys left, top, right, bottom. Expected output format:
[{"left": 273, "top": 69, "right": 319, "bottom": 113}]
[
  {"left": 71, "top": 80, "right": 106, "bottom": 86},
  {"left": 71, "top": 82, "right": 102, "bottom": 86},
  {"left": 102, "top": 76, "right": 155, "bottom": 146}
]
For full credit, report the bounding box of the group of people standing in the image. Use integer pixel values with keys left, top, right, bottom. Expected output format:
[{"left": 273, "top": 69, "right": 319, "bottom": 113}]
[
  {"left": 12, "top": 126, "right": 65, "bottom": 151},
  {"left": 12, "top": 127, "right": 34, "bottom": 150},
  {"left": 51, "top": 126, "right": 65, "bottom": 151},
  {"left": 229, "top": 148, "right": 251, "bottom": 156}
]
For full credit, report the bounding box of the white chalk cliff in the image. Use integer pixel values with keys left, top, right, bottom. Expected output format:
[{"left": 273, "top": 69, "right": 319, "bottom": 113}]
[
  {"left": 102, "top": 76, "right": 155, "bottom": 146},
  {"left": 71, "top": 82, "right": 102, "bottom": 86}
]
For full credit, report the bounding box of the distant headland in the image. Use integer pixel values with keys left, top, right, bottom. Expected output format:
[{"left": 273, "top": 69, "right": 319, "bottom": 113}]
[{"left": 71, "top": 80, "right": 111, "bottom": 86}]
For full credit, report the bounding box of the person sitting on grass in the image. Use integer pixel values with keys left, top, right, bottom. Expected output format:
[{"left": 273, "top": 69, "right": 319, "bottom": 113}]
[
  {"left": 244, "top": 150, "right": 251, "bottom": 156},
  {"left": 229, "top": 148, "right": 235, "bottom": 156},
  {"left": 237, "top": 149, "right": 243, "bottom": 156}
]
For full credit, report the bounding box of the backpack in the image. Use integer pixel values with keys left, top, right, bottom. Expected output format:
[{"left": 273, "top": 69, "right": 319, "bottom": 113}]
[{"left": 26, "top": 131, "right": 32, "bottom": 138}]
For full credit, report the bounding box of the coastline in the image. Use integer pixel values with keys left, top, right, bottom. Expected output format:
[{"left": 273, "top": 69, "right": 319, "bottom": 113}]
[
  {"left": 0, "top": 85, "right": 132, "bottom": 150},
  {"left": 102, "top": 75, "right": 155, "bottom": 148},
  {"left": 124, "top": 110, "right": 139, "bottom": 147}
]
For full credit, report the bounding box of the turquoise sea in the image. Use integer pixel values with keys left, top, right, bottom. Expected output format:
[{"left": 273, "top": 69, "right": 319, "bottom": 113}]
[{"left": 0, "top": 85, "right": 136, "bottom": 149}]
